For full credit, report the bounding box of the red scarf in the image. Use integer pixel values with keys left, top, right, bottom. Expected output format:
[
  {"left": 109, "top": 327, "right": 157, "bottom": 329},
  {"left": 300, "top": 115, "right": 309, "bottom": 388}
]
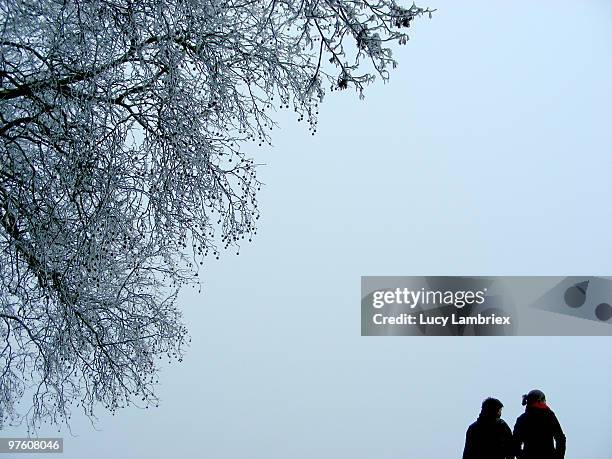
[{"left": 528, "top": 401, "right": 549, "bottom": 410}]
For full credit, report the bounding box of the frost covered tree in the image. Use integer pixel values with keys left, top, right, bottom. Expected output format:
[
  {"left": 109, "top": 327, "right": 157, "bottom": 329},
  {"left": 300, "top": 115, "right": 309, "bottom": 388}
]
[{"left": 0, "top": 0, "right": 433, "bottom": 430}]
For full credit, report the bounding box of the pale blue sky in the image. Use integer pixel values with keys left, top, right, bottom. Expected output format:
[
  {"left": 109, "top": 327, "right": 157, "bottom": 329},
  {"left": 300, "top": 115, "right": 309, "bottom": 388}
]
[{"left": 4, "top": 1, "right": 611, "bottom": 458}]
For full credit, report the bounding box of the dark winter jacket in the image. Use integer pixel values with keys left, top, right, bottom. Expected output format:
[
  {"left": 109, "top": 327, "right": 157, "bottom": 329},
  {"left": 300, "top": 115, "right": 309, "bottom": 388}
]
[
  {"left": 463, "top": 416, "right": 514, "bottom": 459},
  {"left": 513, "top": 405, "right": 566, "bottom": 459}
]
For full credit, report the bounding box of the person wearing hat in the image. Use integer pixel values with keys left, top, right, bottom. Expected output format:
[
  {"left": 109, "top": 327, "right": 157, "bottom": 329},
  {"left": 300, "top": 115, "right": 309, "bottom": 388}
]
[
  {"left": 462, "top": 397, "right": 514, "bottom": 459},
  {"left": 513, "top": 389, "right": 566, "bottom": 459}
]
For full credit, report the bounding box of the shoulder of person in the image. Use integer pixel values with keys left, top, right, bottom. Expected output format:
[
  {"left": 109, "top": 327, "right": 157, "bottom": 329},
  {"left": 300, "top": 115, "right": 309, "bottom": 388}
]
[
  {"left": 467, "top": 420, "right": 479, "bottom": 431},
  {"left": 546, "top": 409, "right": 561, "bottom": 420},
  {"left": 496, "top": 418, "right": 512, "bottom": 430}
]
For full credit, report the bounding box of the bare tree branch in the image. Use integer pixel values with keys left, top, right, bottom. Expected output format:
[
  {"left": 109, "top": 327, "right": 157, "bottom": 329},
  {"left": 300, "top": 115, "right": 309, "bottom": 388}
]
[{"left": 0, "top": 0, "right": 433, "bottom": 432}]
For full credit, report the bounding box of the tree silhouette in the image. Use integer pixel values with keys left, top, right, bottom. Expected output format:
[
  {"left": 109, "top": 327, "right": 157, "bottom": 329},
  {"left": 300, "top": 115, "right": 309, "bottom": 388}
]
[{"left": 0, "top": 0, "right": 433, "bottom": 430}]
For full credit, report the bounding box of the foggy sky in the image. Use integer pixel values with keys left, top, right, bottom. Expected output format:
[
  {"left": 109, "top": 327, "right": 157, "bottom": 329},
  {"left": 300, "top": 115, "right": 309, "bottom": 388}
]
[{"left": 3, "top": 1, "right": 611, "bottom": 458}]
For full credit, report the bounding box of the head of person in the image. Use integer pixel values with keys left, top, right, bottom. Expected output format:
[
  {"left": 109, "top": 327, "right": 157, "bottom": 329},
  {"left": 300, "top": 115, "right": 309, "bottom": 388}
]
[
  {"left": 480, "top": 397, "right": 504, "bottom": 419},
  {"left": 522, "top": 389, "right": 546, "bottom": 406}
]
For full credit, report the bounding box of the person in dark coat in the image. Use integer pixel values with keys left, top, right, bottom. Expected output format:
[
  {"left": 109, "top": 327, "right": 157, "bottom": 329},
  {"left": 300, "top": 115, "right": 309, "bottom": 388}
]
[
  {"left": 463, "top": 397, "right": 514, "bottom": 459},
  {"left": 513, "top": 389, "right": 566, "bottom": 459}
]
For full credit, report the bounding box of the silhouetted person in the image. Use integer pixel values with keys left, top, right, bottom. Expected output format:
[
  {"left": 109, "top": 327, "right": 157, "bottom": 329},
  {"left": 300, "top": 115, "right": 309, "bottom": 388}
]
[
  {"left": 463, "top": 397, "right": 514, "bottom": 459},
  {"left": 513, "top": 389, "right": 566, "bottom": 459}
]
